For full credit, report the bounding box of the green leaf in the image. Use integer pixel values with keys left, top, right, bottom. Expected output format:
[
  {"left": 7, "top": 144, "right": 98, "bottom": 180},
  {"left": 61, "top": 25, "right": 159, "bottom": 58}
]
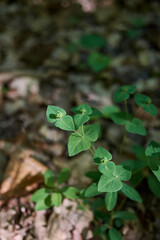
[
  {"left": 90, "top": 107, "right": 102, "bottom": 120},
  {"left": 105, "top": 192, "right": 117, "bottom": 211},
  {"left": 80, "top": 34, "right": 106, "bottom": 49},
  {"left": 74, "top": 114, "right": 89, "bottom": 128},
  {"left": 46, "top": 105, "right": 66, "bottom": 123},
  {"left": 108, "top": 228, "right": 122, "bottom": 240},
  {"left": 110, "top": 112, "right": 132, "bottom": 125},
  {"left": 98, "top": 163, "right": 131, "bottom": 192},
  {"left": 142, "top": 104, "right": 157, "bottom": 116},
  {"left": 147, "top": 174, "right": 160, "bottom": 198},
  {"left": 88, "top": 52, "right": 111, "bottom": 72},
  {"left": 68, "top": 124, "right": 101, "bottom": 156},
  {"left": 31, "top": 188, "right": 52, "bottom": 202},
  {"left": 113, "top": 85, "right": 136, "bottom": 103},
  {"left": 98, "top": 171, "right": 122, "bottom": 193},
  {"left": 35, "top": 195, "right": 52, "bottom": 211},
  {"left": 58, "top": 168, "right": 70, "bottom": 185},
  {"left": 51, "top": 192, "right": 62, "bottom": 207},
  {"left": 44, "top": 169, "right": 54, "bottom": 188},
  {"left": 145, "top": 140, "right": 160, "bottom": 159},
  {"left": 68, "top": 132, "right": 91, "bottom": 156},
  {"left": 98, "top": 161, "right": 115, "bottom": 175},
  {"left": 85, "top": 183, "right": 101, "bottom": 197},
  {"left": 85, "top": 171, "right": 101, "bottom": 182},
  {"left": 121, "top": 183, "right": 142, "bottom": 202},
  {"left": 94, "top": 147, "right": 112, "bottom": 164},
  {"left": 114, "top": 211, "right": 137, "bottom": 220},
  {"left": 134, "top": 94, "right": 151, "bottom": 106},
  {"left": 145, "top": 141, "right": 160, "bottom": 181},
  {"left": 125, "top": 118, "right": 147, "bottom": 136},
  {"left": 102, "top": 105, "right": 120, "bottom": 118},
  {"left": 61, "top": 186, "right": 79, "bottom": 199},
  {"left": 72, "top": 103, "right": 92, "bottom": 115},
  {"left": 55, "top": 115, "right": 75, "bottom": 131},
  {"left": 134, "top": 94, "right": 157, "bottom": 116}
]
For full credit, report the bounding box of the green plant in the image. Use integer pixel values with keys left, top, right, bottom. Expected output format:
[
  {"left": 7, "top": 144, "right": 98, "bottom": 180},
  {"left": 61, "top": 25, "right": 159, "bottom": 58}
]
[{"left": 31, "top": 85, "right": 159, "bottom": 239}]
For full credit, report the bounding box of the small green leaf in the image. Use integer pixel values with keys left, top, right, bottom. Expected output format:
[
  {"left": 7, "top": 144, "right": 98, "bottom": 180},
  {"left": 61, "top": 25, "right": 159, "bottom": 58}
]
[
  {"left": 72, "top": 103, "right": 92, "bottom": 115},
  {"left": 147, "top": 174, "right": 160, "bottom": 198},
  {"left": 98, "top": 163, "right": 131, "bottom": 192},
  {"left": 145, "top": 140, "right": 160, "bottom": 159},
  {"left": 98, "top": 171, "right": 122, "bottom": 192},
  {"left": 114, "top": 211, "right": 137, "bottom": 220},
  {"left": 142, "top": 104, "right": 157, "bottom": 116},
  {"left": 145, "top": 141, "right": 160, "bottom": 182},
  {"left": 134, "top": 94, "right": 151, "bottom": 106},
  {"left": 102, "top": 105, "right": 120, "bottom": 118},
  {"left": 108, "top": 228, "right": 122, "bottom": 240},
  {"left": 110, "top": 112, "right": 132, "bottom": 125},
  {"left": 31, "top": 188, "right": 52, "bottom": 202},
  {"left": 35, "top": 195, "right": 52, "bottom": 211},
  {"left": 125, "top": 118, "right": 147, "bottom": 136},
  {"left": 85, "top": 183, "right": 101, "bottom": 197},
  {"left": 74, "top": 114, "right": 89, "bottom": 128},
  {"left": 80, "top": 34, "right": 106, "bottom": 49},
  {"left": 134, "top": 94, "right": 157, "bottom": 116},
  {"left": 68, "top": 124, "right": 101, "bottom": 156},
  {"left": 61, "top": 186, "right": 79, "bottom": 199},
  {"left": 51, "top": 192, "right": 62, "bottom": 207},
  {"left": 105, "top": 192, "right": 117, "bottom": 211},
  {"left": 94, "top": 147, "right": 112, "bottom": 164},
  {"left": 46, "top": 105, "right": 66, "bottom": 123},
  {"left": 85, "top": 171, "right": 101, "bottom": 182},
  {"left": 121, "top": 183, "right": 142, "bottom": 202},
  {"left": 44, "top": 169, "right": 54, "bottom": 188},
  {"left": 90, "top": 107, "right": 102, "bottom": 120},
  {"left": 88, "top": 52, "right": 111, "bottom": 72},
  {"left": 55, "top": 115, "right": 75, "bottom": 131},
  {"left": 58, "top": 168, "right": 70, "bottom": 185},
  {"left": 114, "top": 85, "right": 136, "bottom": 103}
]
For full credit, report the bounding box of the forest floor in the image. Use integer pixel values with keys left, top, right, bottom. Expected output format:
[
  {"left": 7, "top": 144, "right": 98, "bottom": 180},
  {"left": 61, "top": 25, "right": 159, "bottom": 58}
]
[{"left": 0, "top": 1, "right": 160, "bottom": 239}]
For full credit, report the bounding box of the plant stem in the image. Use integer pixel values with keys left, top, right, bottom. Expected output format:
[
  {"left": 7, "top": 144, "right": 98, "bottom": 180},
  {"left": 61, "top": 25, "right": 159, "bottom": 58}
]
[
  {"left": 89, "top": 147, "right": 94, "bottom": 156},
  {"left": 118, "top": 132, "right": 126, "bottom": 161}
]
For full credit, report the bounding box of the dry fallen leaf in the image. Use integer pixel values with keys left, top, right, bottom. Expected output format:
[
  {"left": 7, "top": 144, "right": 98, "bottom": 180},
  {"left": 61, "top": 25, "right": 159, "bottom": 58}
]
[{"left": 0, "top": 149, "right": 47, "bottom": 202}]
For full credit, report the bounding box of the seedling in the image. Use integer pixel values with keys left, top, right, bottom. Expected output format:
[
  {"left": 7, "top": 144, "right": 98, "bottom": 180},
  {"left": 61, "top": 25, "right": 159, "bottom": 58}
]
[{"left": 32, "top": 85, "right": 159, "bottom": 239}]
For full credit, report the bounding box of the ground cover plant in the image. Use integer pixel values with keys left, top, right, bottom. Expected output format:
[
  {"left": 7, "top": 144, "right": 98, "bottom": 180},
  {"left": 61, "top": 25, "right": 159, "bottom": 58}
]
[{"left": 31, "top": 85, "right": 160, "bottom": 240}]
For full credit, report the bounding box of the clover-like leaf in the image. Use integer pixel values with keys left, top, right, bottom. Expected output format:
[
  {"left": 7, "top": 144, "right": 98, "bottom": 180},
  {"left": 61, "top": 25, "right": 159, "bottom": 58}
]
[
  {"left": 58, "top": 168, "right": 70, "bottom": 185},
  {"left": 44, "top": 170, "right": 54, "bottom": 188},
  {"left": 55, "top": 115, "right": 75, "bottom": 131},
  {"left": 145, "top": 141, "right": 160, "bottom": 182},
  {"left": 147, "top": 174, "right": 160, "bottom": 198},
  {"left": 74, "top": 114, "right": 90, "bottom": 128},
  {"left": 46, "top": 105, "right": 66, "bottom": 123},
  {"left": 98, "top": 164, "right": 131, "bottom": 192},
  {"left": 125, "top": 118, "right": 146, "bottom": 136},
  {"left": 72, "top": 103, "right": 92, "bottom": 115},
  {"left": 88, "top": 52, "right": 111, "bottom": 72},
  {"left": 134, "top": 94, "right": 157, "bottom": 116},
  {"left": 68, "top": 124, "right": 101, "bottom": 156},
  {"left": 110, "top": 112, "right": 132, "bottom": 125},
  {"left": 61, "top": 186, "right": 79, "bottom": 199},
  {"left": 35, "top": 195, "right": 52, "bottom": 211},
  {"left": 113, "top": 85, "right": 136, "bottom": 103},
  {"left": 31, "top": 188, "right": 52, "bottom": 202},
  {"left": 94, "top": 147, "right": 112, "bottom": 164},
  {"left": 51, "top": 192, "right": 62, "bottom": 207}
]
